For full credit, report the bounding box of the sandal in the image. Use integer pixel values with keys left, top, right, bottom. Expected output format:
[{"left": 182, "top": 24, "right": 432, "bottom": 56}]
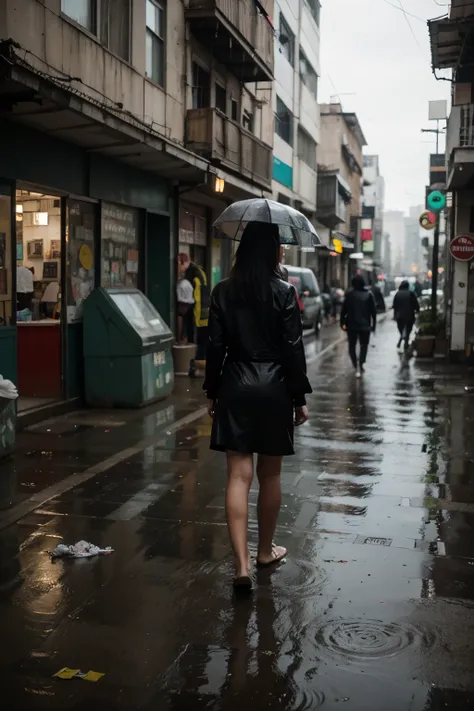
[{"left": 256, "top": 544, "right": 288, "bottom": 568}]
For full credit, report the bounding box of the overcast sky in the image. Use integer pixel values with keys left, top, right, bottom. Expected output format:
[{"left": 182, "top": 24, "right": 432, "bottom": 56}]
[{"left": 319, "top": 0, "right": 451, "bottom": 214}]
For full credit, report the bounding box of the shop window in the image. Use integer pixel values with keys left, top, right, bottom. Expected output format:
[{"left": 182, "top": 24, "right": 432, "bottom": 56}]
[
  {"left": 192, "top": 63, "right": 211, "bottom": 109},
  {"left": 101, "top": 202, "right": 139, "bottom": 289},
  {"left": 146, "top": 0, "right": 165, "bottom": 86},
  {"left": 0, "top": 194, "right": 11, "bottom": 326},
  {"left": 305, "top": 0, "right": 321, "bottom": 26},
  {"left": 67, "top": 200, "right": 97, "bottom": 322}
]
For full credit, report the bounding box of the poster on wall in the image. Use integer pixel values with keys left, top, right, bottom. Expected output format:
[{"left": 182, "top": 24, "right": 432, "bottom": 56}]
[
  {"left": 67, "top": 202, "right": 96, "bottom": 323},
  {"left": 101, "top": 203, "right": 139, "bottom": 289}
]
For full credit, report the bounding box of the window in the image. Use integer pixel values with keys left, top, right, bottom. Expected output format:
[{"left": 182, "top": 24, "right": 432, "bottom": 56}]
[
  {"left": 297, "top": 127, "right": 317, "bottom": 171},
  {"left": 305, "top": 0, "right": 321, "bottom": 25},
  {"left": 279, "top": 13, "right": 295, "bottom": 66},
  {"left": 62, "top": 0, "right": 96, "bottom": 32},
  {"left": 146, "top": 0, "right": 165, "bottom": 86},
  {"left": 101, "top": 203, "right": 140, "bottom": 289},
  {"left": 66, "top": 200, "right": 96, "bottom": 322},
  {"left": 275, "top": 97, "right": 293, "bottom": 146},
  {"left": 215, "top": 83, "right": 227, "bottom": 114},
  {"left": 299, "top": 51, "right": 318, "bottom": 100},
  {"left": 192, "top": 63, "right": 210, "bottom": 109},
  {"left": 242, "top": 109, "right": 254, "bottom": 133},
  {"left": 100, "top": 0, "right": 130, "bottom": 61},
  {"left": 61, "top": 1, "right": 130, "bottom": 61},
  {"left": 231, "top": 99, "right": 238, "bottom": 121}
]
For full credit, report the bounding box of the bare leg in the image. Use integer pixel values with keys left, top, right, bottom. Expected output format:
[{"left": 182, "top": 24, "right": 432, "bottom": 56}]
[
  {"left": 256, "top": 455, "right": 286, "bottom": 564},
  {"left": 226, "top": 451, "right": 254, "bottom": 578}
]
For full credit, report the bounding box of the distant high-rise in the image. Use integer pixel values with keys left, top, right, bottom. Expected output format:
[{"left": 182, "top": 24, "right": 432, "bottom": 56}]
[{"left": 383, "top": 211, "right": 405, "bottom": 275}]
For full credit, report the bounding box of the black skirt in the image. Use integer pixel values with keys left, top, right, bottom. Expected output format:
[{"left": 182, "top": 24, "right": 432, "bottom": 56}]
[{"left": 210, "top": 361, "right": 295, "bottom": 456}]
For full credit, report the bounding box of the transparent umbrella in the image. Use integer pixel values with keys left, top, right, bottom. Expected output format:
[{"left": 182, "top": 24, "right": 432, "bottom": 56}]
[{"left": 213, "top": 198, "right": 323, "bottom": 248}]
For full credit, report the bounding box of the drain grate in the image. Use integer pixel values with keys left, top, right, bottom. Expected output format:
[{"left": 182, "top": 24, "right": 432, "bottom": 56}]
[{"left": 356, "top": 535, "right": 392, "bottom": 546}]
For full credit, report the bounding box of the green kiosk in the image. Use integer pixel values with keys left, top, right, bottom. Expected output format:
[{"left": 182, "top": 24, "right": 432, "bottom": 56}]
[{"left": 83, "top": 288, "right": 174, "bottom": 407}]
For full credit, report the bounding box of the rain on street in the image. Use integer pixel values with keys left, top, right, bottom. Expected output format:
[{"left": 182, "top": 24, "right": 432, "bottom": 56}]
[{"left": 1, "top": 319, "right": 474, "bottom": 710}]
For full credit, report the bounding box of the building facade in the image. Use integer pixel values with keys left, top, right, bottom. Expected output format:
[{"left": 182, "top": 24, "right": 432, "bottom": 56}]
[
  {"left": 429, "top": 1, "right": 474, "bottom": 358},
  {"left": 272, "top": 0, "right": 321, "bottom": 268},
  {"left": 362, "top": 155, "right": 385, "bottom": 273},
  {"left": 383, "top": 210, "right": 405, "bottom": 277},
  {"left": 316, "top": 103, "right": 367, "bottom": 288},
  {"left": 0, "top": 0, "right": 275, "bottom": 411}
]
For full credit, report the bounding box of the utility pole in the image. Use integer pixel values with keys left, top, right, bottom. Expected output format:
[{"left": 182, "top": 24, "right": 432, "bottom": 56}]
[{"left": 431, "top": 212, "right": 440, "bottom": 317}]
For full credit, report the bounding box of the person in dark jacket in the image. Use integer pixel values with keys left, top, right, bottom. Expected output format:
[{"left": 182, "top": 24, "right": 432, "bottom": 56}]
[
  {"left": 370, "top": 282, "right": 386, "bottom": 313},
  {"left": 340, "top": 275, "right": 377, "bottom": 377},
  {"left": 204, "top": 222, "right": 312, "bottom": 590},
  {"left": 393, "top": 280, "right": 420, "bottom": 349}
]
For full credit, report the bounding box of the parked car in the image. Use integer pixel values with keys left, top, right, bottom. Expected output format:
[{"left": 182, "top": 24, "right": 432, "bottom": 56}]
[{"left": 286, "top": 266, "right": 323, "bottom": 334}]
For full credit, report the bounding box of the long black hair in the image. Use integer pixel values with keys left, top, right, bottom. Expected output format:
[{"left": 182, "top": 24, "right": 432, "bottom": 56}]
[{"left": 230, "top": 222, "right": 280, "bottom": 302}]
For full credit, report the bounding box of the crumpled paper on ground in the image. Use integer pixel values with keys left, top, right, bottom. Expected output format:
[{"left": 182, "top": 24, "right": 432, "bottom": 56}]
[{"left": 51, "top": 540, "right": 114, "bottom": 559}]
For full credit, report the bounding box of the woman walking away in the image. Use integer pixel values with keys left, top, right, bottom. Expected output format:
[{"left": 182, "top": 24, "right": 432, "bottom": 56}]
[{"left": 204, "top": 222, "right": 312, "bottom": 591}]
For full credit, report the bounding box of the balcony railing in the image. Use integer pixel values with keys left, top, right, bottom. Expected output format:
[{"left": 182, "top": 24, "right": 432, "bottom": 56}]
[
  {"left": 316, "top": 172, "right": 351, "bottom": 229},
  {"left": 186, "top": 0, "right": 274, "bottom": 82},
  {"left": 186, "top": 108, "right": 272, "bottom": 189}
]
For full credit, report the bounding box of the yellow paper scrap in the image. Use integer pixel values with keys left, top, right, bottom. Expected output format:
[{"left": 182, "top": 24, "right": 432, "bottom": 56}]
[
  {"left": 53, "top": 667, "right": 81, "bottom": 680},
  {"left": 81, "top": 670, "right": 105, "bottom": 682}
]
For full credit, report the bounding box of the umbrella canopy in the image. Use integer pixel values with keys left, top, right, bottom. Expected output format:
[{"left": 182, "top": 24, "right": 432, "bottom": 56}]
[{"left": 213, "top": 198, "right": 323, "bottom": 249}]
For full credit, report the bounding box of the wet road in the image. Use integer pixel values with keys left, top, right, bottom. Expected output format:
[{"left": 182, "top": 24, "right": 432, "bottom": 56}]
[{"left": 1, "top": 320, "right": 474, "bottom": 709}]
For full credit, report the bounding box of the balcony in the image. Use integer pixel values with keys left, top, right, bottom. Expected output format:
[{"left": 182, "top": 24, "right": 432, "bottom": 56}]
[
  {"left": 186, "top": 0, "right": 274, "bottom": 82},
  {"left": 316, "top": 172, "right": 351, "bottom": 229},
  {"left": 186, "top": 108, "right": 272, "bottom": 189},
  {"left": 446, "top": 104, "right": 474, "bottom": 189}
]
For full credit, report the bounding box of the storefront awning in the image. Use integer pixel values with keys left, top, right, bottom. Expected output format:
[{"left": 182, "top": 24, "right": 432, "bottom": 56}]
[
  {"left": 332, "top": 233, "right": 354, "bottom": 251},
  {"left": 428, "top": 14, "right": 474, "bottom": 70}
]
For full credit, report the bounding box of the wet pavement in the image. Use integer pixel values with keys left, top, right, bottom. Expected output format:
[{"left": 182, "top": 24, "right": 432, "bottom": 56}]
[{"left": 1, "top": 320, "right": 474, "bottom": 709}]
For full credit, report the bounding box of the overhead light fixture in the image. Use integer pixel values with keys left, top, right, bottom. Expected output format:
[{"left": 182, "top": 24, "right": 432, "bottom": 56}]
[
  {"left": 214, "top": 177, "right": 225, "bottom": 193},
  {"left": 15, "top": 204, "right": 23, "bottom": 214}
]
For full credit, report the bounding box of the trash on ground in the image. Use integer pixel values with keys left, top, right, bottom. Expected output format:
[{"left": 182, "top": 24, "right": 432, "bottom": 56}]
[
  {"left": 53, "top": 667, "right": 104, "bottom": 682},
  {"left": 0, "top": 375, "right": 18, "bottom": 400},
  {"left": 51, "top": 540, "right": 114, "bottom": 559}
]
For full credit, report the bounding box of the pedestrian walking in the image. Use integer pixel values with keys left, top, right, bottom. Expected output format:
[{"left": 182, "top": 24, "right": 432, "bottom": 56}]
[
  {"left": 393, "top": 280, "right": 420, "bottom": 350},
  {"left": 204, "top": 222, "right": 312, "bottom": 591},
  {"left": 340, "top": 275, "right": 377, "bottom": 377},
  {"left": 178, "top": 253, "right": 210, "bottom": 377},
  {"left": 176, "top": 273, "right": 194, "bottom": 343}
]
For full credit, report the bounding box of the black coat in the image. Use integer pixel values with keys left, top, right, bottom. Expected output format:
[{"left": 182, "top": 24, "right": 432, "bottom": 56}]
[
  {"left": 393, "top": 289, "right": 420, "bottom": 322},
  {"left": 204, "top": 277, "right": 312, "bottom": 456},
  {"left": 340, "top": 288, "right": 377, "bottom": 333}
]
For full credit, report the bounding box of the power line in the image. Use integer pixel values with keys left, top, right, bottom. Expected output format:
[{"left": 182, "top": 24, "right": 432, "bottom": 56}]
[
  {"left": 379, "top": 0, "right": 425, "bottom": 21},
  {"left": 395, "top": 0, "right": 426, "bottom": 54}
]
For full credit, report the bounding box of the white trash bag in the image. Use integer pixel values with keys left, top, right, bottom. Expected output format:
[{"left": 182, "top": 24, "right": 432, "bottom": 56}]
[
  {"left": 51, "top": 540, "right": 114, "bottom": 559},
  {"left": 0, "top": 375, "right": 18, "bottom": 400}
]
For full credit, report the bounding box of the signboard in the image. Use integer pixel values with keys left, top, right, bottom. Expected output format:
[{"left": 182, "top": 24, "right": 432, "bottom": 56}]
[
  {"left": 333, "top": 238, "right": 343, "bottom": 254},
  {"left": 427, "top": 190, "right": 446, "bottom": 211},
  {"left": 428, "top": 100, "right": 448, "bottom": 120},
  {"left": 361, "top": 229, "right": 373, "bottom": 242},
  {"left": 450, "top": 234, "right": 474, "bottom": 262},
  {"left": 362, "top": 240, "right": 374, "bottom": 253},
  {"left": 419, "top": 211, "right": 436, "bottom": 230}
]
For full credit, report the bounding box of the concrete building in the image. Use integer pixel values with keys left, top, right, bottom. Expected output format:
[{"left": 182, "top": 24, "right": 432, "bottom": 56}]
[
  {"left": 362, "top": 155, "right": 385, "bottom": 269},
  {"left": 383, "top": 210, "right": 406, "bottom": 276},
  {"left": 429, "top": 1, "right": 474, "bottom": 358},
  {"left": 272, "top": 0, "right": 321, "bottom": 266},
  {"left": 316, "top": 103, "right": 367, "bottom": 288},
  {"left": 404, "top": 206, "right": 426, "bottom": 277},
  {"left": 0, "top": 0, "right": 275, "bottom": 410}
]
